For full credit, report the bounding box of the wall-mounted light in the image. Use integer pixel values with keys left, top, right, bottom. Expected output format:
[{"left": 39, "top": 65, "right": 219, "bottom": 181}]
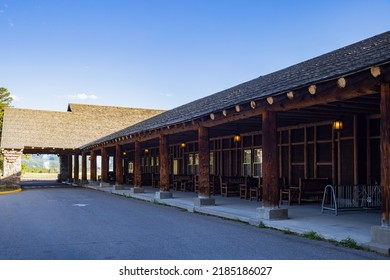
[
  {"left": 233, "top": 134, "right": 241, "bottom": 142},
  {"left": 333, "top": 120, "right": 343, "bottom": 131},
  {"left": 122, "top": 151, "right": 127, "bottom": 156},
  {"left": 180, "top": 143, "right": 186, "bottom": 148},
  {"left": 144, "top": 148, "right": 149, "bottom": 154}
]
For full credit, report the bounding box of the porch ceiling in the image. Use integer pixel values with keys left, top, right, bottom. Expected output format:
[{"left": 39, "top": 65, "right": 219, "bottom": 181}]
[{"left": 207, "top": 92, "right": 380, "bottom": 139}]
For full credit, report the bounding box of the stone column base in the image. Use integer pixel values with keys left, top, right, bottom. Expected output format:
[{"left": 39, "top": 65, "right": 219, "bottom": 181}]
[
  {"left": 366, "top": 226, "right": 390, "bottom": 255},
  {"left": 130, "top": 187, "right": 144, "bottom": 194},
  {"left": 99, "top": 182, "right": 110, "bottom": 187},
  {"left": 257, "top": 207, "right": 288, "bottom": 220},
  {"left": 113, "top": 185, "right": 124, "bottom": 190},
  {"left": 88, "top": 181, "right": 98, "bottom": 186},
  {"left": 194, "top": 197, "right": 215, "bottom": 206},
  {"left": 155, "top": 191, "right": 173, "bottom": 199}
]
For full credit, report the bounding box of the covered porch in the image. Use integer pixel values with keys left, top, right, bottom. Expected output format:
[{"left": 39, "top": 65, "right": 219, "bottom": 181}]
[
  {"left": 83, "top": 184, "right": 380, "bottom": 246},
  {"left": 78, "top": 32, "right": 390, "bottom": 254}
]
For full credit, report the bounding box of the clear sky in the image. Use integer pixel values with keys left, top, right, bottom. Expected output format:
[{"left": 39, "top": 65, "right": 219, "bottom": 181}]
[{"left": 1, "top": 0, "right": 389, "bottom": 112}]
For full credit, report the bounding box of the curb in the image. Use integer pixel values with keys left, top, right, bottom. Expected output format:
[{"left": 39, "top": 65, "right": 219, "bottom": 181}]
[{"left": 0, "top": 188, "right": 22, "bottom": 195}]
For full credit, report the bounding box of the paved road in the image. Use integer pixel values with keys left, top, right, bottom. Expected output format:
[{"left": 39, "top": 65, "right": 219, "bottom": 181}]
[{"left": 0, "top": 187, "right": 388, "bottom": 260}]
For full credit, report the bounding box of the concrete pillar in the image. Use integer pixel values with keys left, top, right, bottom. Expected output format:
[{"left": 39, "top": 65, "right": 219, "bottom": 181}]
[
  {"left": 257, "top": 111, "right": 287, "bottom": 220},
  {"left": 194, "top": 126, "right": 215, "bottom": 206},
  {"left": 0, "top": 149, "right": 22, "bottom": 186},
  {"left": 156, "top": 134, "right": 172, "bottom": 199}
]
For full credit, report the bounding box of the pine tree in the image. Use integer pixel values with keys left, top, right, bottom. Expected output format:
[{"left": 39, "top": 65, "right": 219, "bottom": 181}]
[{"left": 0, "top": 87, "right": 13, "bottom": 135}]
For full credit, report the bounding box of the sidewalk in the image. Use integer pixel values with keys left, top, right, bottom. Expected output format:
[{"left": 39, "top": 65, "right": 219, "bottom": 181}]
[{"left": 83, "top": 184, "right": 381, "bottom": 247}]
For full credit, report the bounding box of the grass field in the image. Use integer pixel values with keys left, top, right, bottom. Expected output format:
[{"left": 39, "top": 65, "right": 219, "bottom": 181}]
[{"left": 21, "top": 172, "right": 58, "bottom": 181}]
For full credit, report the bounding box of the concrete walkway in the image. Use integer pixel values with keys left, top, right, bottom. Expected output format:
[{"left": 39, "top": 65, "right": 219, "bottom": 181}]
[{"left": 82, "top": 184, "right": 381, "bottom": 247}]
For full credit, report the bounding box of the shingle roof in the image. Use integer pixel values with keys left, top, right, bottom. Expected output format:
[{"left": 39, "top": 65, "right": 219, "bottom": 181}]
[
  {"left": 82, "top": 31, "right": 390, "bottom": 148},
  {"left": 0, "top": 104, "right": 164, "bottom": 150}
]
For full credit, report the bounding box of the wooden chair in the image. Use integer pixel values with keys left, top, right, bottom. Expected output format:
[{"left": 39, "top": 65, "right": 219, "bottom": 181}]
[
  {"left": 249, "top": 177, "right": 262, "bottom": 201},
  {"left": 239, "top": 183, "right": 248, "bottom": 199},
  {"left": 220, "top": 176, "right": 228, "bottom": 197},
  {"left": 193, "top": 175, "right": 199, "bottom": 193},
  {"left": 279, "top": 187, "right": 299, "bottom": 205}
]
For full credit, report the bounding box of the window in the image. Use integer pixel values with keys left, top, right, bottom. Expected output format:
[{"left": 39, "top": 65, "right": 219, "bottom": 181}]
[
  {"left": 108, "top": 156, "right": 114, "bottom": 172},
  {"left": 253, "top": 148, "right": 262, "bottom": 177},
  {"left": 173, "top": 159, "right": 179, "bottom": 175},
  {"left": 194, "top": 153, "right": 199, "bottom": 175},
  {"left": 187, "top": 154, "right": 193, "bottom": 174},
  {"left": 187, "top": 153, "right": 199, "bottom": 175},
  {"left": 128, "top": 161, "right": 134, "bottom": 174},
  {"left": 243, "top": 149, "right": 251, "bottom": 176},
  {"left": 210, "top": 152, "right": 214, "bottom": 175}
]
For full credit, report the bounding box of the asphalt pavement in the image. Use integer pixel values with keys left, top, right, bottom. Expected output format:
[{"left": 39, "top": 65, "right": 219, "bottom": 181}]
[{"left": 0, "top": 186, "right": 388, "bottom": 260}]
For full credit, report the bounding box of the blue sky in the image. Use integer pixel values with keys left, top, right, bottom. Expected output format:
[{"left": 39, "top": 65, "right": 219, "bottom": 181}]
[{"left": 1, "top": 0, "right": 389, "bottom": 112}]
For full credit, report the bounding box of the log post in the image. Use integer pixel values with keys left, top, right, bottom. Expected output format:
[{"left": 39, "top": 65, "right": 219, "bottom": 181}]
[
  {"left": 380, "top": 82, "right": 390, "bottom": 228},
  {"left": 262, "top": 111, "right": 279, "bottom": 207},
  {"left": 67, "top": 154, "right": 73, "bottom": 182},
  {"left": 194, "top": 126, "right": 215, "bottom": 206},
  {"left": 257, "top": 111, "right": 287, "bottom": 219},
  {"left": 132, "top": 141, "right": 143, "bottom": 192},
  {"left": 81, "top": 152, "right": 87, "bottom": 183},
  {"left": 156, "top": 134, "right": 172, "bottom": 199},
  {"left": 100, "top": 147, "right": 109, "bottom": 186},
  {"left": 369, "top": 82, "right": 390, "bottom": 255},
  {"left": 159, "top": 134, "right": 169, "bottom": 191},
  {"left": 115, "top": 144, "right": 124, "bottom": 186},
  {"left": 73, "top": 153, "right": 79, "bottom": 183},
  {"left": 90, "top": 150, "right": 97, "bottom": 183}
]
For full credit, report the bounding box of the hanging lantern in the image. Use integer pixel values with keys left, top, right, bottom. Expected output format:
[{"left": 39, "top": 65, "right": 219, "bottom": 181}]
[{"left": 333, "top": 120, "right": 343, "bottom": 131}]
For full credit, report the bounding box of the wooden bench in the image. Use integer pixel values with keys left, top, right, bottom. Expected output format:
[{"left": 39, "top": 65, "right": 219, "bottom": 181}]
[
  {"left": 220, "top": 176, "right": 246, "bottom": 197},
  {"left": 298, "top": 178, "right": 331, "bottom": 204}
]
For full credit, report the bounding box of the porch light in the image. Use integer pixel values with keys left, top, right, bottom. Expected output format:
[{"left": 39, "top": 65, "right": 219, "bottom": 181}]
[
  {"left": 333, "top": 120, "right": 343, "bottom": 131},
  {"left": 180, "top": 142, "right": 186, "bottom": 148},
  {"left": 144, "top": 148, "right": 149, "bottom": 154},
  {"left": 122, "top": 151, "right": 127, "bottom": 156},
  {"left": 233, "top": 134, "right": 241, "bottom": 142}
]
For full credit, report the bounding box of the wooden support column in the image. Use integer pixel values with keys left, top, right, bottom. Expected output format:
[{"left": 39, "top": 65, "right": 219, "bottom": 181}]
[
  {"left": 90, "top": 150, "right": 97, "bottom": 182},
  {"left": 159, "top": 134, "right": 170, "bottom": 192},
  {"left": 155, "top": 135, "right": 172, "bottom": 198},
  {"left": 258, "top": 111, "right": 287, "bottom": 219},
  {"left": 115, "top": 144, "right": 124, "bottom": 186},
  {"left": 369, "top": 82, "right": 390, "bottom": 255},
  {"left": 198, "top": 126, "right": 210, "bottom": 197},
  {"left": 194, "top": 126, "right": 215, "bottom": 206},
  {"left": 73, "top": 153, "right": 79, "bottom": 182},
  {"left": 380, "top": 83, "right": 390, "bottom": 228},
  {"left": 67, "top": 154, "right": 73, "bottom": 182},
  {"left": 101, "top": 147, "right": 108, "bottom": 184},
  {"left": 81, "top": 152, "right": 87, "bottom": 182},
  {"left": 134, "top": 141, "right": 142, "bottom": 187},
  {"left": 262, "top": 111, "right": 279, "bottom": 207}
]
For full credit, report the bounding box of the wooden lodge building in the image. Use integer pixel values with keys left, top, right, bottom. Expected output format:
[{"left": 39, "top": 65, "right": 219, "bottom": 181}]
[{"left": 1, "top": 31, "right": 390, "bottom": 252}]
